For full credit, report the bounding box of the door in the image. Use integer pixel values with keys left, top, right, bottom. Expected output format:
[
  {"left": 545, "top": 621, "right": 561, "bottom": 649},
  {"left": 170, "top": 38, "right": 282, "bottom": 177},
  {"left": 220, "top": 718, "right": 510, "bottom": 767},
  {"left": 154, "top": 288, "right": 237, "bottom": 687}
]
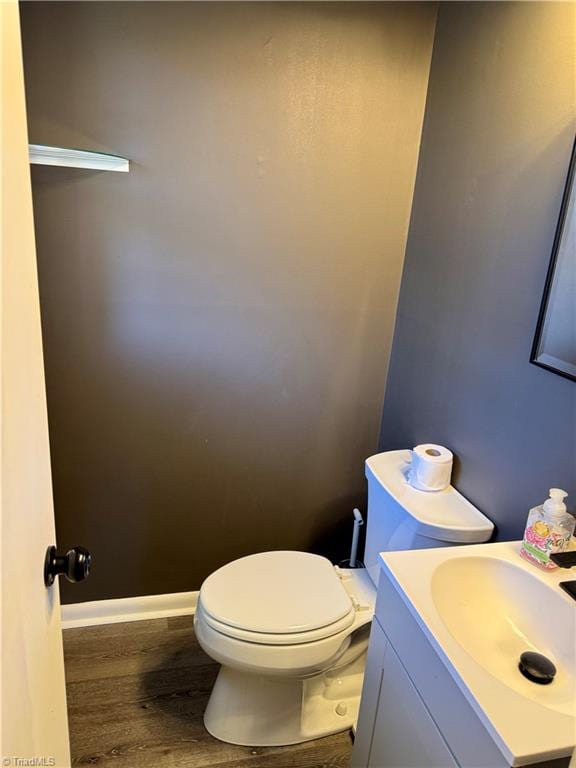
[
  {"left": 364, "top": 625, "right": 458, "bottom": 768},
  {"left": 1, "top": 2, "right": 71, "bottom": 765},
  {"left": 353, "top": 620, "right": 458, "bottom": 768}
]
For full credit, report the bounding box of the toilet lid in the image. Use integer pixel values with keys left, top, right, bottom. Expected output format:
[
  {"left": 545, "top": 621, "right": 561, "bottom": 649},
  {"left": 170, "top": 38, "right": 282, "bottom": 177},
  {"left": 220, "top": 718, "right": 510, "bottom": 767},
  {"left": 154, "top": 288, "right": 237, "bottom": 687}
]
[{"left": 199, "top": 551, "right": 353, "bottom": 635}]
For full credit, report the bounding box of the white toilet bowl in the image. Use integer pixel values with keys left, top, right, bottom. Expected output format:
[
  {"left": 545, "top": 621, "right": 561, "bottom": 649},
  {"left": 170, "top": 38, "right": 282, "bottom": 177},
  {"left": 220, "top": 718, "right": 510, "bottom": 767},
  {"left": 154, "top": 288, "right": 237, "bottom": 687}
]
[{"left": 194, "top": 550, "right": 375, "bottom": 746}]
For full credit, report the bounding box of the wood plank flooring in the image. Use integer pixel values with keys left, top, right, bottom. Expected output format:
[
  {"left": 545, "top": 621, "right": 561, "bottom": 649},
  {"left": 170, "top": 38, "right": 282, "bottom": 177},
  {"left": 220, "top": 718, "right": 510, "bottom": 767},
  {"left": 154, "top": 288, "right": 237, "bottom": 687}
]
[{"left": 63, "top": 615, "right": 353, "bottom": 768}]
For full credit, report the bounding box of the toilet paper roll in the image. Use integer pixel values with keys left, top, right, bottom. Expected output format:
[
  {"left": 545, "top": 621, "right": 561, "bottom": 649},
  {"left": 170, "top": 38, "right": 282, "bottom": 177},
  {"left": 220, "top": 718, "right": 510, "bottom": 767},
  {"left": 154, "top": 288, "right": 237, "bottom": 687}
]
[{"left": 408, "top": 444, "right": 453, "bottom": 492}]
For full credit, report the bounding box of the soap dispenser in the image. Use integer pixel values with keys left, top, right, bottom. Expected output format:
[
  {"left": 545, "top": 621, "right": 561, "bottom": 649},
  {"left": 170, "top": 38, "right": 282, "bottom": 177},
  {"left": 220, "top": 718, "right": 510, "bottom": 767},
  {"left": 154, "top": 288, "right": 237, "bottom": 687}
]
[{"left": 521, "top": 489, "right": 575, "bottom": 570}]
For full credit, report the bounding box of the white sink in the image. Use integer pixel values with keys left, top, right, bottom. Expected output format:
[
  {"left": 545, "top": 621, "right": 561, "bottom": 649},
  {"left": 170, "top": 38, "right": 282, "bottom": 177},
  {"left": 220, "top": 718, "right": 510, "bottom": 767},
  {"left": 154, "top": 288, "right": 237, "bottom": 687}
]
[
  {"left": 432, "top": 556, "right": 575, "bottom": 716},
  {"left": 380, "top": 541, "right": 576, "bottom": 765}
]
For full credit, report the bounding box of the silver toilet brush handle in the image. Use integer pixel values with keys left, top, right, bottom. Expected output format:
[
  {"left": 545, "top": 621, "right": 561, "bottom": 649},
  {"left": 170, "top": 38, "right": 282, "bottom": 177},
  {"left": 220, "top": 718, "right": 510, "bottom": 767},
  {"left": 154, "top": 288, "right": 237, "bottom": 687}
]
[{"left": 349, "top": 508, "right": 364, "bottom": 568}]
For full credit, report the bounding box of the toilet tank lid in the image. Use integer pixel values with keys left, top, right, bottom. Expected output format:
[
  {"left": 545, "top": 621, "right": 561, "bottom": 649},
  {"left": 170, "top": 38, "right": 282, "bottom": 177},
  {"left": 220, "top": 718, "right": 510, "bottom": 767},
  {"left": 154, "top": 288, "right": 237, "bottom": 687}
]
[
  {"left": 199, "top": 551, "right": 354, "bottom": 634},
  {"left": 365, "top": 450, "right": 494, "bottom": 543}
]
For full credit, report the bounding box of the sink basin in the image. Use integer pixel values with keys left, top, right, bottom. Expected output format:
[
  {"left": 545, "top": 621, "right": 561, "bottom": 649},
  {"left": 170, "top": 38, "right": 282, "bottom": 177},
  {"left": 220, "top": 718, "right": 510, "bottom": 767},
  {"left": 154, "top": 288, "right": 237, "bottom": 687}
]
[
  {"left": 432, "top": 556, "right": 576, "bottom": 716},
  {"left": 380, "top": 541, "right": 576, "bottom": 765}
]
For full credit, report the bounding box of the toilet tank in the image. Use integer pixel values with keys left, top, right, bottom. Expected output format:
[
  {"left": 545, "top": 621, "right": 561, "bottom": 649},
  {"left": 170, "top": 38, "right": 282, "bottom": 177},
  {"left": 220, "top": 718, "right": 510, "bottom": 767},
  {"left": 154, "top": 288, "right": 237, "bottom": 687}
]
[{"left": 363, "top": 450, "right": 494, "bottom": 587}]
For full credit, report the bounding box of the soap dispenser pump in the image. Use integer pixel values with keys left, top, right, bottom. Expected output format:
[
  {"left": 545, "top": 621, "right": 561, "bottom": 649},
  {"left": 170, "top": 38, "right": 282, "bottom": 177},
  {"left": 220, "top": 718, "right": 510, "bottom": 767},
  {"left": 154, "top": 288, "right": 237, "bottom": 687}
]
[{"left": 521, "top": 488, "right": 574, "bottom": 570}]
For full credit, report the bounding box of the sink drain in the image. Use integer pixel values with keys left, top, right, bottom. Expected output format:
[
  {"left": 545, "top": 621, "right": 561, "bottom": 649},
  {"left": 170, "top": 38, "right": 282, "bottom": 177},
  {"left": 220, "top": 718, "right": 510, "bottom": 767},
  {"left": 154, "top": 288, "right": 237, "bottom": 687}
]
[{"left": 518, "top": 651, "right": 556, "bottom": 685}]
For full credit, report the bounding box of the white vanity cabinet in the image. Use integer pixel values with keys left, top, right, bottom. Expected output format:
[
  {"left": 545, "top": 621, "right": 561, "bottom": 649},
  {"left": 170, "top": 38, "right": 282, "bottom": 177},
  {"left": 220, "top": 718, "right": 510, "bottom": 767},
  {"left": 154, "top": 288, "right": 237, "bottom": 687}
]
[
  {"left": 352, "top": 618, "right": 457, "bottom": 768},
  {"left": 352, "top": 563, "right": 573, "bottom": 768}
]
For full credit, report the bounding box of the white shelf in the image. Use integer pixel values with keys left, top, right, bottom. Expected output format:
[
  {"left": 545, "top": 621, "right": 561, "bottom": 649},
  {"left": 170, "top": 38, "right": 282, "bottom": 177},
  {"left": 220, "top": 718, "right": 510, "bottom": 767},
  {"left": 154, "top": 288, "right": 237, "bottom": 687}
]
[{"left": 29, "top": 144, "right": 129, "bottom": 172}]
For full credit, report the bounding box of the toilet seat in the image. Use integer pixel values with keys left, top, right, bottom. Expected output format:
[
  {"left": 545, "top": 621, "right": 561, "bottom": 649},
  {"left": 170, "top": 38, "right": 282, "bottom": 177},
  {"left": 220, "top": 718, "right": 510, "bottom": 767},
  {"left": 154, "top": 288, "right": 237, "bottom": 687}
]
[
  {"left": 195, "top": 599, "right": 368, "bottom": 678},
  {"left": 199, "top": 551, "right": 354, "bottom": 639},
  {"left": 198, "top": 600, "right": 356, "bottom": 645}
]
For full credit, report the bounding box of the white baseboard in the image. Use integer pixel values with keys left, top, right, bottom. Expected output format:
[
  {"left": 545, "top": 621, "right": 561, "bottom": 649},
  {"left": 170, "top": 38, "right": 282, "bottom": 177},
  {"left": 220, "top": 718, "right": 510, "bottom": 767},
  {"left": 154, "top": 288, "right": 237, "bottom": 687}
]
[{"left": 61, "top": 590, "right": 198, "bottom": 630}]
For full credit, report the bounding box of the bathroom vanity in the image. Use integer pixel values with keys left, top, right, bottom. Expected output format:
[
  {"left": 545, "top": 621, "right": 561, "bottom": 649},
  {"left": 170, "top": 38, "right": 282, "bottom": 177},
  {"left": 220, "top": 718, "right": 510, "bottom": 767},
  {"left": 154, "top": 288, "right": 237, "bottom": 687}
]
[{"left": 352, "top": 542, "right": 575, "bottom": 768}]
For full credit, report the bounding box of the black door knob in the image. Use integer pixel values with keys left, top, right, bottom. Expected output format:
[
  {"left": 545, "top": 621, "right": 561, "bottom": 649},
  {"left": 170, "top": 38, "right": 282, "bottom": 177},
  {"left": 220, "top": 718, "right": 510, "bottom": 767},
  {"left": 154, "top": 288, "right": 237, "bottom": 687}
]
[{"left": 44, "top": 545, "right": 92, "bottom": 587}]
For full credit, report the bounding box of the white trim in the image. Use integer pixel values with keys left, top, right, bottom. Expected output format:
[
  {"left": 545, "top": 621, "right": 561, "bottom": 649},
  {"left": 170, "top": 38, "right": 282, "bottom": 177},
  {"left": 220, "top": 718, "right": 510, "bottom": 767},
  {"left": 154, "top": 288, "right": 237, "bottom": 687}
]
[
  {"left": 61, "top": 590, "right": 198, "bottom": 630},
  {"left": 29, "top": 144, "right": 129, "bottom": 172}
]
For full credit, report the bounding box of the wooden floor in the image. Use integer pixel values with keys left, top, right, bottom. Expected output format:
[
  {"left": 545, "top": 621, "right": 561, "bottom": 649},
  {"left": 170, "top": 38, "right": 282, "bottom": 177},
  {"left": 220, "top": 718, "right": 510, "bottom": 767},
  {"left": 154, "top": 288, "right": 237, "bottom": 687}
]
[{"left": 63, "top": 615, "right": 353, "bottom": 768}]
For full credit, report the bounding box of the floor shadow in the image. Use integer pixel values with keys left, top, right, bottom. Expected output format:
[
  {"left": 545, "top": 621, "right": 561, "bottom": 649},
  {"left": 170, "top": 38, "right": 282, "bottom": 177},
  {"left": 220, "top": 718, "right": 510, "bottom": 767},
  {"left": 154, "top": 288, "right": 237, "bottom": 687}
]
[{"left": 140, "top": 627, "right": 220, "bottom": 725}]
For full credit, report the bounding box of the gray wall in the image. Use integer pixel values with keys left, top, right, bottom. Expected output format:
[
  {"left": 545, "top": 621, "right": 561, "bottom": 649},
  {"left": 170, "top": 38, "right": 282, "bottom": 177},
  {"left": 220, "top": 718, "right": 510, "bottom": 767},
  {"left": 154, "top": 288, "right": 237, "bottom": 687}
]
[
  {"left": 381, "top": 2, "right": 576, "bottom": 540},
  {"left": 21, "top": 2, "right": 436, "bottom": 602}
]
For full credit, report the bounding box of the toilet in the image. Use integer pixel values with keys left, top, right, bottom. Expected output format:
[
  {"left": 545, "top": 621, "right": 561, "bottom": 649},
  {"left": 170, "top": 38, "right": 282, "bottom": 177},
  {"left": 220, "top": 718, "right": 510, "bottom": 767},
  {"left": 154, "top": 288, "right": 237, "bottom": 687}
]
[{"left": 194, "top": 449, "right": 494, "bottom": 746}]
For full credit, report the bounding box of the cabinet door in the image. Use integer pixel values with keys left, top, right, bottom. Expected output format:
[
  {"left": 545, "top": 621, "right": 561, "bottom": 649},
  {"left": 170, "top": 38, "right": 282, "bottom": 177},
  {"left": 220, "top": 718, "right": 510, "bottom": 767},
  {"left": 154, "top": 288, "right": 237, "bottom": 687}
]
[
  {"left": 351, "top": 619, "right": 388, "bottom": 768},
  {"left": 368, "top": 639, "right": 458, "bottom": 768}
]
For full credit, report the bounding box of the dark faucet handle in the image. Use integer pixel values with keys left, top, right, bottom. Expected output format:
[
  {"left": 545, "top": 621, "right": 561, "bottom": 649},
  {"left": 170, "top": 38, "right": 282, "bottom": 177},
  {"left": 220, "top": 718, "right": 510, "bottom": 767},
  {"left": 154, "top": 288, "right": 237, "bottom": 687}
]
[{"left": 549, "top": 551, "right": 576, "bottom": 569}]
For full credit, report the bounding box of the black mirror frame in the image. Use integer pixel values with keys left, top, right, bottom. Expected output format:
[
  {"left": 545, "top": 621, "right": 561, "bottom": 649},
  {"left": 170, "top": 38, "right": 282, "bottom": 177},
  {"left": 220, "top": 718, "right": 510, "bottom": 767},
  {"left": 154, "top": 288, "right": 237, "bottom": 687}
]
[{"left": 530, "top": 135, "right": 576, "bottom": 383}]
